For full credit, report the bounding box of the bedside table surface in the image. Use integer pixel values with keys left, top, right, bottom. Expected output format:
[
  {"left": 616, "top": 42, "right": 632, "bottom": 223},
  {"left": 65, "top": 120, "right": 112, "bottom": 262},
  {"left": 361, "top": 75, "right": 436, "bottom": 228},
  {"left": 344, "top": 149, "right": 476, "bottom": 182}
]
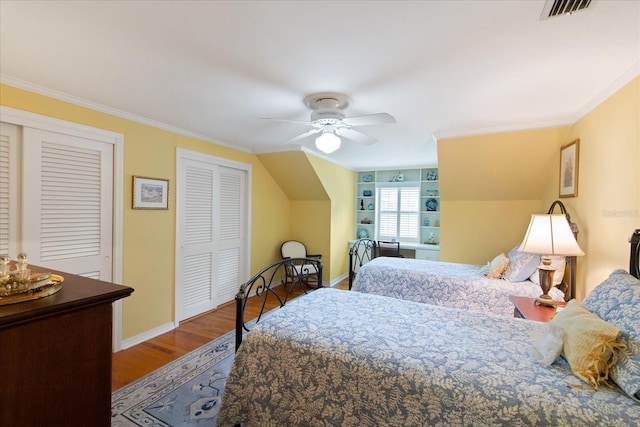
[{"left": 509, "top": 295, "right": 567, "bottom": 322}]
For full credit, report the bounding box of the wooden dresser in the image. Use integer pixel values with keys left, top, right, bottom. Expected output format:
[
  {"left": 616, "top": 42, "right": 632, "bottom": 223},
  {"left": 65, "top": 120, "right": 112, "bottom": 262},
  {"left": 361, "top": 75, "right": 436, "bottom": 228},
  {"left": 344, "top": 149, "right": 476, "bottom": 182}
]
[{"left": 0, "top": 265, "right": 133, "bottom": 427}]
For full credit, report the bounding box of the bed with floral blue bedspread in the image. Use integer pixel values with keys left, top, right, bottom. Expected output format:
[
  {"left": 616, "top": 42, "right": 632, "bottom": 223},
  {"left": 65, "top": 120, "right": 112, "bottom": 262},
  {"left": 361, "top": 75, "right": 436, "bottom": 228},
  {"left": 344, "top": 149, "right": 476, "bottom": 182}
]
[
  {"left": 219, "top": 281, "right": 640, "bottom": 426},
  {"left": 351, "top": 256, "right": 565, "bottom": 317}
]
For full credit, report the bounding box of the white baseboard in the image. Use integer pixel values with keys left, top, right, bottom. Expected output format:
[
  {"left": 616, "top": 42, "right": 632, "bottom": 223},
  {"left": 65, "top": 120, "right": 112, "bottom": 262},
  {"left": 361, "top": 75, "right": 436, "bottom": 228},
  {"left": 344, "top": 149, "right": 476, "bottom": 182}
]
[
  {"left": 328, "top": 272, "right": 348, "bottom": 287},
  {"left": 120, "top": 321, "right": 176, "bottom": 350},
  {"left": 118, "top": 274, "right": 345, "bottom": 351}
]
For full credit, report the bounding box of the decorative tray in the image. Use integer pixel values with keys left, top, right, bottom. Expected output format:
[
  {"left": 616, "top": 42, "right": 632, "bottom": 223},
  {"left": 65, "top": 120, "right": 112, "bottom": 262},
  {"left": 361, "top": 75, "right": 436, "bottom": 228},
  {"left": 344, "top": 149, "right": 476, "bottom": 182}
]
[{"left": 0, "top": 273, "right": 64, "bottom": 306}]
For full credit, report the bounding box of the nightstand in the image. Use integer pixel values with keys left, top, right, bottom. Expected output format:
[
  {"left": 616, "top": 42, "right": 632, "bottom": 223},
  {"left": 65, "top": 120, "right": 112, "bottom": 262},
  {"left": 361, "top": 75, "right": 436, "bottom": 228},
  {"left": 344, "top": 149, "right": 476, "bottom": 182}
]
[{"left": 509, "top": 295, "right": 567, "bottom": 322}]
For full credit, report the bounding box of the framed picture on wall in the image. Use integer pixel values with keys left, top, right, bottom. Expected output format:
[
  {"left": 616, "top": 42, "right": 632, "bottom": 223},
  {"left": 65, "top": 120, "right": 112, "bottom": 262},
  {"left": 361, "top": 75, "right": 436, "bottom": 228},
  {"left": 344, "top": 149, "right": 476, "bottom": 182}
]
[
  {"left": 559, "top": 139, "right": 579, "bottom": 198},
  {"left": 133, "top": 176, "right": 169, "bottom": 209}
]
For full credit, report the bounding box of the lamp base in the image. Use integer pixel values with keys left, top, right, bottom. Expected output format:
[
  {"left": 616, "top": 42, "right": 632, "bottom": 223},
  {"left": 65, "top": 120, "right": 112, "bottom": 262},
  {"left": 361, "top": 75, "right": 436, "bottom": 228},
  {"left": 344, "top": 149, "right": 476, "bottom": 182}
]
[
  {"left": 537, "top": 257, "right": 557, "bottom": 301},
  {"left": 535, "top": 296, "right": 558, "bottom": 307}
]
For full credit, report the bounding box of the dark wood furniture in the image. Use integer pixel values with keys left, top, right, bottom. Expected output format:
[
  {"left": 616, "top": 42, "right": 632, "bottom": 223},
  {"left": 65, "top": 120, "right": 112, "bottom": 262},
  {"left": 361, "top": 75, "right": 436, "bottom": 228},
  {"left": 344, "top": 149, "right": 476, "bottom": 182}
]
[
  {"left": 0, "top": 264, "right": 133, "bottom": 427},
  {"left": 510, "top": 295, "right": 566, "bottom": 322},
  {"left": 377, "top": 240, "right": 404, "bottom": 257}
]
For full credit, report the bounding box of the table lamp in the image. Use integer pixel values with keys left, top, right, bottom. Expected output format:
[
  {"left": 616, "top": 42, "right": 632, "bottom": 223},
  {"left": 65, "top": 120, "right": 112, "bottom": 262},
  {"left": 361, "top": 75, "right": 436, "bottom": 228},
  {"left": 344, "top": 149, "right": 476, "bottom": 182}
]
[{"left": 518, "top": 214, "right": 584, "bottom": 306}]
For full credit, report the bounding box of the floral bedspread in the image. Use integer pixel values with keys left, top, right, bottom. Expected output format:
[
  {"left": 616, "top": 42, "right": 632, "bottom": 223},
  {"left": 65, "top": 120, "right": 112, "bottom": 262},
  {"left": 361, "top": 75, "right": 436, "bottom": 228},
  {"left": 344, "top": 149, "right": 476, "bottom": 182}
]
[
  {"left": 218, "top": 288, "right": 639, "bottom": 426},
  {"left": 352, "top": 257, "right": 564, "bottom": 317}
]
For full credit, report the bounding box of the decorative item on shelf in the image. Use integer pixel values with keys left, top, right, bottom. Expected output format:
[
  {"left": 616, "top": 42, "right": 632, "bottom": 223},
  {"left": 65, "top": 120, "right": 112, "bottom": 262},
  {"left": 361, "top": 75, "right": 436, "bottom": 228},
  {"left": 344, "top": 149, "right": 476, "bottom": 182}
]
[
  {"left": 363, "top": 190, "right": 372, "bottom": 197},
  {"left": 360, "top": 200, "right": 365, "bottom": 210},
  {"left": 361, "top": 218, "right": 372, "bottom": 224},
  {"left": 425, "top": 198, "right": 438, "bottom": 211},
  {"left": 518, "top": 210, "right": 584, "bottom": 306},
  {"left": 357, "top": 228, "right": 370, "bottom": 239},
  {"left": 0, "top": 252, "right": 64, "bottom": 305},
  {"left": 425, "top": 189, "right": 439, "bottom": 196},
  {"left": 426, "top": 232, "right": 437, "bottom": 245},
  {"left": 389, "top": 171, "right": 405, "bottom": 182},
  {"left": 367, "top": 203, "right": 374, "bottom": 210},
  {"left": 423, "top": 217, "right": 430, "bottom": 226},
  {"left": 362, "top": 174, "right": 373, "bottom": 182},
  {"left": 426, "top": 170, "right": 438, "bottom": 181}
]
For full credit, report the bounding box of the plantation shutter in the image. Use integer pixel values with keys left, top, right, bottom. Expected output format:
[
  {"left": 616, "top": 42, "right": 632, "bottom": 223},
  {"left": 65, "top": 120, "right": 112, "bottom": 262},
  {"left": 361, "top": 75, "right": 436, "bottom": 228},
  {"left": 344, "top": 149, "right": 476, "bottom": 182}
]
[{"left": 376, "top": 184, "right": 420, "bottom": 242}]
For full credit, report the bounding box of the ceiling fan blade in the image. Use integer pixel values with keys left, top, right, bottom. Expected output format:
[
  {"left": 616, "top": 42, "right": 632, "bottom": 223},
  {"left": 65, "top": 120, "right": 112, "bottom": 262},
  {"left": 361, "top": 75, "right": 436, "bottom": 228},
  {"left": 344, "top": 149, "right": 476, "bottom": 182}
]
[
  {"left": 282, "top": 128, "right": 321, "bottom": 144},
  {"left": 342, "top": 112, "right": 396, "bottom": 127},
  {"left": 336, "top": 128, "right": 377, "bottom": 145},
  {"left": 262, "top": 117, "right": 313, "bottom": 125}
]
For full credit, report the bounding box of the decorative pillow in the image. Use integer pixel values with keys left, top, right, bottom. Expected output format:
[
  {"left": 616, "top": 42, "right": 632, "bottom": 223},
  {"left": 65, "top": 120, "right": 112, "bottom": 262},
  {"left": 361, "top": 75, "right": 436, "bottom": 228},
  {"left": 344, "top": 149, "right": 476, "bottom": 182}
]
[
  {"left": 483, "top": 253, "right": 510, "bottom": 279},
  {"left": 504, "top": 246, "right": 540, "bottom": 282},
  {"left": 583, "top": 269, "right": 640, "bottom": 401},
  {"left": 550, "top": 300, "right": 625, "bottom": 388},
  {"left": 529, "top": 255, "right": 566, "bottom": 286},
  {"left": 529, "top": 323, "right": 564, "bottom": 366}
]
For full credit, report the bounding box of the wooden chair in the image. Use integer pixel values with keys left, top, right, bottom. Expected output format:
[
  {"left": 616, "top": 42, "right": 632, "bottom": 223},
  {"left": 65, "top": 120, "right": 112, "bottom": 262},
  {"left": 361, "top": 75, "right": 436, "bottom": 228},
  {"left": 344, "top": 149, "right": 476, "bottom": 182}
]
[
  {"left": 377, "top": 240, "right": 404, "bottom": 258},
  {"left": 349, "top": 239, "right": 377, "bottom": 290}
]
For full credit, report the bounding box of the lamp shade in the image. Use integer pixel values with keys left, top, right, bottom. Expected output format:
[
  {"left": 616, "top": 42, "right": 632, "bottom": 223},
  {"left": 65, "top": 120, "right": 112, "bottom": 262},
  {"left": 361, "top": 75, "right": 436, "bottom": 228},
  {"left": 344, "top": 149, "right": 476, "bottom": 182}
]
[
  {"left": 518, "top": 214, "right": 584, "bottom": 256},
  {"left": 315, "top": 130, "right": 341, "bottom": 154}
]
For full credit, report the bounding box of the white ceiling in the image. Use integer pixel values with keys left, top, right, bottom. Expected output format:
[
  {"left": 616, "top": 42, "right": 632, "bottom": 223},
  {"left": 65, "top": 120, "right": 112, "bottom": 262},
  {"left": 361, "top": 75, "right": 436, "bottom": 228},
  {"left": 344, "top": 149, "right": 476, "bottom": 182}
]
[{"left": 1, "top": 1, "right": 638, "bottom": 170}]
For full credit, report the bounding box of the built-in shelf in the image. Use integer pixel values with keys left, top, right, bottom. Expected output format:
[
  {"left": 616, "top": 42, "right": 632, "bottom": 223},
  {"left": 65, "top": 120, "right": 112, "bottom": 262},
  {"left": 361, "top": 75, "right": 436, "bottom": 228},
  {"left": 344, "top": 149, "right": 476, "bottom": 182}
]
[{"left": 356, "top": 168, "right": 439, "bottom": 260}]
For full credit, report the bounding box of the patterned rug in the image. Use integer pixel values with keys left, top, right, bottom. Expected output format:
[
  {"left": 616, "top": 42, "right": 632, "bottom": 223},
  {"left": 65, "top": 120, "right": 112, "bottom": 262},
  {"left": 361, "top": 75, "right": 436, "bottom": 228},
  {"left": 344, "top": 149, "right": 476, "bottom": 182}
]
[{"left": 111, "top": 330, "right": 236, "bottom": 427}]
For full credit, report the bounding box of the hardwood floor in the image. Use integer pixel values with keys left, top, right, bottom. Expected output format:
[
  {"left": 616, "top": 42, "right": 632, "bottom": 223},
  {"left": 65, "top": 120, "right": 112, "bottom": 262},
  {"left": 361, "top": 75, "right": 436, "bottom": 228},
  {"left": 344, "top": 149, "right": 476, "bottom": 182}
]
[{"left": 111, "top": 279, "right": 349, "bottom": 391}]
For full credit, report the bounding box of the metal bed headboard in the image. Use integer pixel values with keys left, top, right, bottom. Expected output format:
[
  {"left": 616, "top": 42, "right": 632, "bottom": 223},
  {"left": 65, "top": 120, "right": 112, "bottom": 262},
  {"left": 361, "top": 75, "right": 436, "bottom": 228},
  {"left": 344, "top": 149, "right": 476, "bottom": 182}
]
[{"left": 630, "top": 229, "right": 640, "bottom": 279}]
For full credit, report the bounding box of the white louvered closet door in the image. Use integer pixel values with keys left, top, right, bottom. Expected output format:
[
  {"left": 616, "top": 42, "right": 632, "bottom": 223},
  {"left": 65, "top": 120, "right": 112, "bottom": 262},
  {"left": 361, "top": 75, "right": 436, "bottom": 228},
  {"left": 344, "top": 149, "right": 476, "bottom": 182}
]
[
  {"left": 21, "top": 127, "right": 113, "bottom": 280},
  {"left": 177, "top": 153, "right": 248, "bottom": 321},
  {"left": 0, "top": 123, "right": 20, "bottom": 257}
]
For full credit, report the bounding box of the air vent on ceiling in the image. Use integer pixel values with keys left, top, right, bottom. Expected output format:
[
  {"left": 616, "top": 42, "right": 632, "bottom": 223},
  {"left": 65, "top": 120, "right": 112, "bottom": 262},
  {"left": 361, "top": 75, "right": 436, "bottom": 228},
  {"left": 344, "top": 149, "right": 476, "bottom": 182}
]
[{"left": 541, "top": 0, "right": 596, "bottom": 20}]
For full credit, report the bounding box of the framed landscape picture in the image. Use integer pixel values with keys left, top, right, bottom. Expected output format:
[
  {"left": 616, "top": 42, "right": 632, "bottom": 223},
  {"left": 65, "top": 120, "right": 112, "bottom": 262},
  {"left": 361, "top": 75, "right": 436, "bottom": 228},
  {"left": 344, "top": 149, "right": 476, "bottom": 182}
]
[
  {"left": 559, "top": 139, "right": 579, "bottom": 198},
  {"left": 133, "top": 176, "right": 169, "bottom": 209}
]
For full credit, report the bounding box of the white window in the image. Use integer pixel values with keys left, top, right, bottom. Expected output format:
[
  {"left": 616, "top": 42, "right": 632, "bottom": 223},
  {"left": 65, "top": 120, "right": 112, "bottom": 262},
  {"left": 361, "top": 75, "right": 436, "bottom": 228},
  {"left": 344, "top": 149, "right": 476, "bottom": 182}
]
[{"left": 376, "top": 184, "right": 420, "bottom": 242}]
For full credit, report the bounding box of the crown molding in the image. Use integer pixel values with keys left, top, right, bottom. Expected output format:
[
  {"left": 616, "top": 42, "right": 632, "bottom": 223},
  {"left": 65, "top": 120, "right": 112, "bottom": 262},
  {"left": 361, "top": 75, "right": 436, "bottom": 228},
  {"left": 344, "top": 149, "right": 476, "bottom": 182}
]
[{"left": 0, "top": 74, "right": 251, "bottom": 153}]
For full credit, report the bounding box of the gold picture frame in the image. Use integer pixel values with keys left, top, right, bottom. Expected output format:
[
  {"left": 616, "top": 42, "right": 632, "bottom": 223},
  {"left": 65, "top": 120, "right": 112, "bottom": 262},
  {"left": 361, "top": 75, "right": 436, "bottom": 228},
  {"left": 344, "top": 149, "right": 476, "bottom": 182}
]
[
  {"left": 132, "top": 176, "right": 169, "bottom": 209},
  {"left": 559, "top": 139, "right": 579, "bottom": 198}
]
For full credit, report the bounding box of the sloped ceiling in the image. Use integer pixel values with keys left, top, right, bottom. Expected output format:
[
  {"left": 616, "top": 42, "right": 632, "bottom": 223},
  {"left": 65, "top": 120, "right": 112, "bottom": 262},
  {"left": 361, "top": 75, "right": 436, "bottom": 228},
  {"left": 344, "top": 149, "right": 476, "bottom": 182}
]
[{"left": 257, "top": 152, "right": 329, "bottom": 201}]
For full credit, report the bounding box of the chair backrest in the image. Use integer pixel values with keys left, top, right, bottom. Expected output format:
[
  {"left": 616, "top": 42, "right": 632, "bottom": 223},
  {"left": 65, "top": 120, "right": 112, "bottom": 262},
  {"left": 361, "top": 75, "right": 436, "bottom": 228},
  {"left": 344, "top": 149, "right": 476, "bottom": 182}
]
[
  {"left": 281, "top": 240, "right": 307, "bottom": 258},
  {"left": 377, "top": 240, "right": 402, "bottom": 257},
  {"left": 349, "top": 239, "right": 377, "bottom": 290}
]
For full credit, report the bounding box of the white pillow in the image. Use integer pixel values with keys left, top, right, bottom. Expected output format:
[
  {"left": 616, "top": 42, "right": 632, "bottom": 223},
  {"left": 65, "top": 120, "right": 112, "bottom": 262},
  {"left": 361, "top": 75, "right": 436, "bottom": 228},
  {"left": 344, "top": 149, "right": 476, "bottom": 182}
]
[
  {"left": 503, "top": 246, "right": 540, "bottom": 282},
  {"left": 529, "top": 255, "right": 565, "bottom": 286},
  {"left": 484, "top": 253, "right": 510, "bottom": 279},
  {"left": 529, "top": 323, "right": 564, "bottom": 366}
]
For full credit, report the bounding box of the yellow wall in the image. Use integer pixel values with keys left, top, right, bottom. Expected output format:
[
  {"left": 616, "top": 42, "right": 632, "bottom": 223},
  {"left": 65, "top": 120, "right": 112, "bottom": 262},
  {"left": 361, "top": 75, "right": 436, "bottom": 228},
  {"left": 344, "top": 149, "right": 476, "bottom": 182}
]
[
  {"left": 307, "top": 155, "right": 356, "bottom": 280},
  {"left": 544, "top": 76, "right": 639, "bottom": 300},
  {"left": 0, "top": 83, "right": 292, "bottom": 340},
  {"left": 437, "top": 127, "right": 570, "bottom": 264},
  {"left": 257, "top": 151, "right": 355, "bottom": 282}
]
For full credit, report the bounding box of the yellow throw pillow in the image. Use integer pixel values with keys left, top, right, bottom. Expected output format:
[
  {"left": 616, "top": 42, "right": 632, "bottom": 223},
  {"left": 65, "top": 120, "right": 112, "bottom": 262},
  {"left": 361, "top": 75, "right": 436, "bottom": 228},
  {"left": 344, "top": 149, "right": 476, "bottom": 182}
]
[
  {"left": 486, "top": 253, "right": 510, "bottom": 279},
  {"left": 550, "top": 300, "right": 626, "bottom": 388}
]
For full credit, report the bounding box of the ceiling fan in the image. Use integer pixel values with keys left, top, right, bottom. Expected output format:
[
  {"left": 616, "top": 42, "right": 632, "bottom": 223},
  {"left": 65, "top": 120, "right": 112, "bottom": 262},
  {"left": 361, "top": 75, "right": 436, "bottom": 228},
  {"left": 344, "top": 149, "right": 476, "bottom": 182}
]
[{"left": 264, "top": 92, "right": 395, "bottom": 154}]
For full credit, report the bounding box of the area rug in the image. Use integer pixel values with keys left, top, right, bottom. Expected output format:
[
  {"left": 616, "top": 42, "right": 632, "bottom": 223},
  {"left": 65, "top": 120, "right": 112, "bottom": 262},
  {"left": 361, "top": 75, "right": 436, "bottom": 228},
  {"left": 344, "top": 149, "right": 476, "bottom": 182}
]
[{"left": 111, "top": 330, "right": 236, "bottom": 427}]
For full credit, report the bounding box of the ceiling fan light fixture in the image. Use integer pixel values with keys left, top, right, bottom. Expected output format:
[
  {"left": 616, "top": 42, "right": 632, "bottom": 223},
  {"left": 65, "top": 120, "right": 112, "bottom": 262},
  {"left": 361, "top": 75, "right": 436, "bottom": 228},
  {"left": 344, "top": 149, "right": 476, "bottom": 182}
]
[{"left": 315, "top": 128, "right": 341, "bottom": 154}]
